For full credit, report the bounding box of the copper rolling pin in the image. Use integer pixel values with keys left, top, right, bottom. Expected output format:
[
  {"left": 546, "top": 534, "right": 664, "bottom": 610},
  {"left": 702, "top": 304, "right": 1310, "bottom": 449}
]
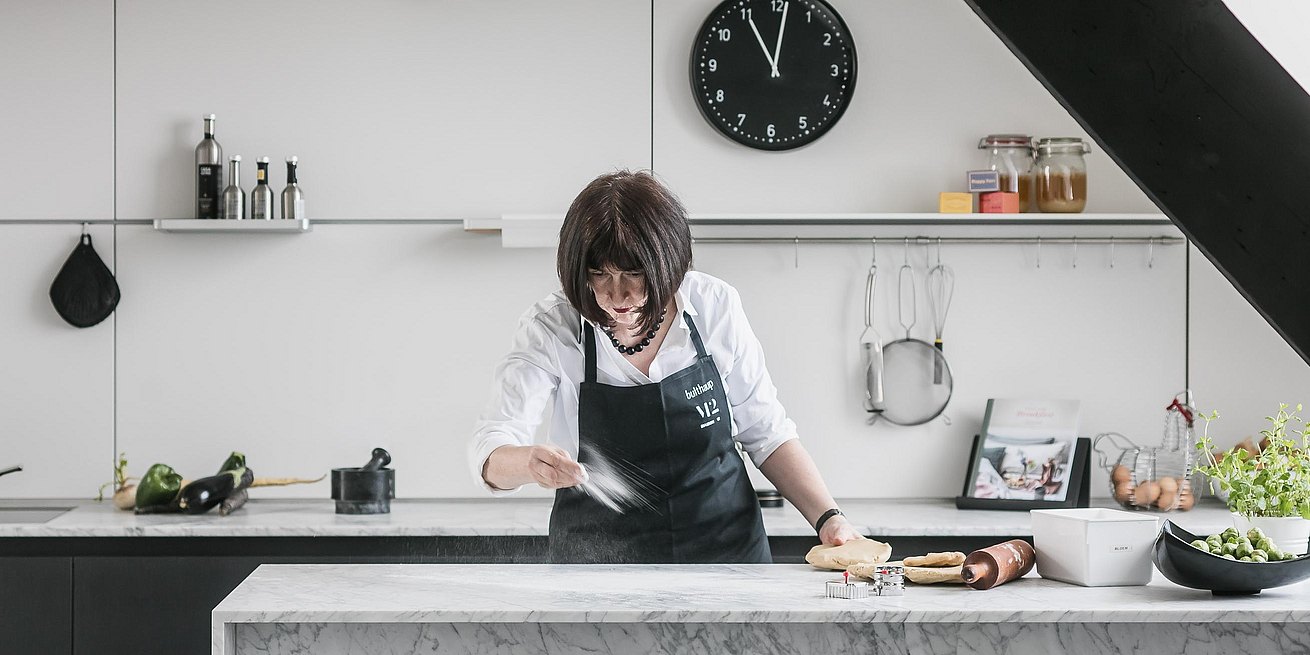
[{"left": 961, "top": 539, "right": 1036, "bottom": 590}]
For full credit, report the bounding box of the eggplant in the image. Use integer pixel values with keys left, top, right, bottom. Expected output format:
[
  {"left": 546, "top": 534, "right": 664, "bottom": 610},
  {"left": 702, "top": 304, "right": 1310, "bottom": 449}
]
[
  {"left": 220, "top": 488, "right": 248, "bottom": 516},
  {"left": 176, "top": 467, "right": 245, "bottom": 514}
]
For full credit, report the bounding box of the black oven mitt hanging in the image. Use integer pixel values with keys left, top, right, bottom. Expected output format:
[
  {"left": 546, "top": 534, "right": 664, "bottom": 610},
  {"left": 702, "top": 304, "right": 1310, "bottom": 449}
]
[{"left": 49, "top": 234, "right": 120, "bottom": 328}]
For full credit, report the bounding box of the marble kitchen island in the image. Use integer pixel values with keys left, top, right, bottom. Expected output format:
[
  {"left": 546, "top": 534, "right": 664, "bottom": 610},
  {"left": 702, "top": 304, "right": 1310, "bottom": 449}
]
[{"left": 212, "top": 563, "right": 1310, "bottom": 655}]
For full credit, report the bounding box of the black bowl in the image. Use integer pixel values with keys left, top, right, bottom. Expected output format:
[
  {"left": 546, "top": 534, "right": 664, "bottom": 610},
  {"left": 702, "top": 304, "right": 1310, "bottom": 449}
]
[{"left": 1153, "top": 520, "right": 1310, "bottom": 595}]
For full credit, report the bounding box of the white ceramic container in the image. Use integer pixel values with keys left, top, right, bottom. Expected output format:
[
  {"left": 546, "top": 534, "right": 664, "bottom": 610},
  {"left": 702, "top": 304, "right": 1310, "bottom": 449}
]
[
  {"left": 1031, "top": 508, "right": 1160, "bottom": 586},
  {"left": 1232, "top": 514, "right": 1310, "bottom": 556}
]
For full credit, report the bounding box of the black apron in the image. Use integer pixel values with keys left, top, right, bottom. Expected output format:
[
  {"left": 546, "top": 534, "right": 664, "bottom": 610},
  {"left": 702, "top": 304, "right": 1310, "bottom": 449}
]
[{"left": 548, "top": 312, "right": 772, "bottom": 564}]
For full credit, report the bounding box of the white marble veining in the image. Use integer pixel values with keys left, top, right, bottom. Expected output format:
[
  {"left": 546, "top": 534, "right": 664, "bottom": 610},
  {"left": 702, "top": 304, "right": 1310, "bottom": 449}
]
[
  {"left": 213, "top": 563, "right": 1310, "bottom": 625},
  {"left": 225, "top": 622, "right": 1309, "bottom": 655},
  {"left": 213, "top": 564, "right": 1310, "bottom": 654},
  {"left": 0, "top": 497, "right": 1236, "bottom": 538}
]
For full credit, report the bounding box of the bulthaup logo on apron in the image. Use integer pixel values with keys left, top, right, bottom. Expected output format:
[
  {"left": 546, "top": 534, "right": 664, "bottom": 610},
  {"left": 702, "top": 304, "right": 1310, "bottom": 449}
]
[
  {"left": 684, "top": 380, "right": 715, "bottom": 399},
  {"left": 687, "top": 381, "right": 721, "bottom": 429}
]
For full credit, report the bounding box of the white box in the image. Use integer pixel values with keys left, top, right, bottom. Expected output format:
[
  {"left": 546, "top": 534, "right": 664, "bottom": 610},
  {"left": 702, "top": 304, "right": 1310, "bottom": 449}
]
[{"left": 1031, "top": 508, "right": 1160, "bottom": 587}]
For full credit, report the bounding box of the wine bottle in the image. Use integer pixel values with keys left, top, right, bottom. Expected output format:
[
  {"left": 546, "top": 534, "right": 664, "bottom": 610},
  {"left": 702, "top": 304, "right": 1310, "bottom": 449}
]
[
  {"left": 251, "top": 157, "right": 274, "bottom": 220},
  {"left": 281, "top": 156, "right": 305, "bottom": 220},
  {"left": 195, "top": 114, "right": 223, "bottom": 219},
  {"left": 220, "top": 155, "right": 245, "bottom": 220}
]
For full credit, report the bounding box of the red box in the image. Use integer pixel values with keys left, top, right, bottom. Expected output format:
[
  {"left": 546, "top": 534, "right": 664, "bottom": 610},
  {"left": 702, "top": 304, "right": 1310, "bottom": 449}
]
[{"left": 979, "top": 191, "right": 1019, "bottom": 214}]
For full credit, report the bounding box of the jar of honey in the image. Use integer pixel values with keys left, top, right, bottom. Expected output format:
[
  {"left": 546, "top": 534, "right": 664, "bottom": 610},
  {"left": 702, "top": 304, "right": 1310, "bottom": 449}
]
[
  {"left": 977, "top": 134, "right": 1034, "bottom": 212},
  {"left": 1035, "top": 137, "right": 1090, "bottom": 213}
]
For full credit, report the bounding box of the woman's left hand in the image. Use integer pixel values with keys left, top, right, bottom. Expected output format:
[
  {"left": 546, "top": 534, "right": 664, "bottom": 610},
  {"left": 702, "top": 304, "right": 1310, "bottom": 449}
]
[{"left": 820, "top": 515, "right": 864, "bottom": 546}]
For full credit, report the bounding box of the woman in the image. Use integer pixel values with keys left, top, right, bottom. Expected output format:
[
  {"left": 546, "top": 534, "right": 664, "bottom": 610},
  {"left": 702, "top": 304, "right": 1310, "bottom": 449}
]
[{"left": 470, "top": 170, "right": 861, "bottom": 563}]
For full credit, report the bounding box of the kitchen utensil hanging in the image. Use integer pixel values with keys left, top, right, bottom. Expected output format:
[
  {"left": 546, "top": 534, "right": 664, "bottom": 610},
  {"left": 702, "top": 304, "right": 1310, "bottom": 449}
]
[
  {"left": 926, "top": 238, "right": 955, "bottom": 385},
  {"left": 873, "top": 240, "right": 953, "bottom": 426},
  {"left": 860, "top": 240, "right": 885, "bottom": 415}
]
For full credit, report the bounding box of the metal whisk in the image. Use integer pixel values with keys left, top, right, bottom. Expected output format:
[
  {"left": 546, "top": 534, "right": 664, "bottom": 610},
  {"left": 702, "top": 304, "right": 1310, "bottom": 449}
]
[{"left": 927, "top": 238, "right": 955, "bottom": 385}]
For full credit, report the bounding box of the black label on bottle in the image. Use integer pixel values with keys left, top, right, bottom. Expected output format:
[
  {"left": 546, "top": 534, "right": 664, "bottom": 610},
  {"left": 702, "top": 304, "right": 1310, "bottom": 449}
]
[{"left": 197, "top": 163, "right": 223, "bottom": 219}]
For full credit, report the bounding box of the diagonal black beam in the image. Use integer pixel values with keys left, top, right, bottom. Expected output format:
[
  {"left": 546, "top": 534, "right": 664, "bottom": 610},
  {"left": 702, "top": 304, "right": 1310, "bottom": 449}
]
[{"left": 965, "top": 0, "right": 1310, "bottom": 365}]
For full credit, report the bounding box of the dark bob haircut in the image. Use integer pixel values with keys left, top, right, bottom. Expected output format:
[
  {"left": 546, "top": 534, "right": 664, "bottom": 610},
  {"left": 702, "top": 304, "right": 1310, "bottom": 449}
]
[{"left": 557, "top": 170, "right": 693, "bottom": 336}]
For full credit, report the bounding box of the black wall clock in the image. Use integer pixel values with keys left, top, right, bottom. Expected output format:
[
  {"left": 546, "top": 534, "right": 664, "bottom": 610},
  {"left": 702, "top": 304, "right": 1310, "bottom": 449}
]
[{"left": 690, "top": 0, "right": 857, "bottom": 151}]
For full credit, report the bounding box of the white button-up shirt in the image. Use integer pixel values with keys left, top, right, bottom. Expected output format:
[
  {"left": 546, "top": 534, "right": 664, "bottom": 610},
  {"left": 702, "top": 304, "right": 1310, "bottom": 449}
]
[{"left": 469, "top": 271, "right": 798, "bottom": 495}]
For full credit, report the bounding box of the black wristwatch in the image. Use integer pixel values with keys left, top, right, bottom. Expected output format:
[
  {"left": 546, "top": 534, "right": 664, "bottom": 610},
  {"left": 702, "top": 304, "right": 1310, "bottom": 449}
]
[{"left": 814, "top": 508, "right": 844, "bottom": 534}]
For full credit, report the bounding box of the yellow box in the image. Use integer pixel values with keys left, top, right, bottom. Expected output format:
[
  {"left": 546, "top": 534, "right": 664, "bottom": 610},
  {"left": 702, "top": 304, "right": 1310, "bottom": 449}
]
[{"left": 938, "top": 192, "right": 972, "bottom": 213}]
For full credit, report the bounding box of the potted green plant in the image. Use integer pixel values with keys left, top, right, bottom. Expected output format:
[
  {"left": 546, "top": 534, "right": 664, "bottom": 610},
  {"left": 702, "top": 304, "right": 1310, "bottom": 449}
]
[{"left": 1195, "top": 404, "right": 1310, "bottom": 556}]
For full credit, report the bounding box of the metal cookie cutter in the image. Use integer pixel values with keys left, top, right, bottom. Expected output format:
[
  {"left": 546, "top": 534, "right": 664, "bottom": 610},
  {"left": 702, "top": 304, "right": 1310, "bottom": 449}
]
[{"left": 874, "top": 564, "right": 906, "bottom": 596}]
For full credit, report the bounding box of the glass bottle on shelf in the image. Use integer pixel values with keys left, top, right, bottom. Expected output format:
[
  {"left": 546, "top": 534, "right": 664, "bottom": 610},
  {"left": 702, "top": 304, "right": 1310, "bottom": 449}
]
[
  {"left": 978, "top": 134, "right": 1034, "bottom": 213},
  {"left": 195, "top": 114, "right": 223, "bottom": 219},
  {"left": 1035, "top": 137, "right": 1090, "bottom": 213},
  {"left": 281, "top": 156, "right": 305, "bottom": 220},
  {"left": 220, "top": 155, "right": 245, "bottom": 220},
  {"left": 251, "top": 157, "right": 274, "bottom": 220}
]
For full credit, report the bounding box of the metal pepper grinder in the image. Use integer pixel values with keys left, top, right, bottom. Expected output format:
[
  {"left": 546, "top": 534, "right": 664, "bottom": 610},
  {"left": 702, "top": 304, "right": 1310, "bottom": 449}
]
[{"left": 331, "top": 448, "right": 395, "bottom": 514}]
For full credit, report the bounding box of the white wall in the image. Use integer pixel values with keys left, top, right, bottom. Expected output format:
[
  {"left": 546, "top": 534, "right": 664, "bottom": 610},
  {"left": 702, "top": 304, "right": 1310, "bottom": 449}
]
[{"left": 0, "top": 0, "right": 1299, "bottom": 500}]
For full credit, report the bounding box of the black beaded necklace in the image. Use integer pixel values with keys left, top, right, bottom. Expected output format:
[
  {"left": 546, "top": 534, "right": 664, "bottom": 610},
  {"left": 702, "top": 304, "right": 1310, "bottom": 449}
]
[{"left": 602, "top": 308, "right": 667, "bottom": 356}]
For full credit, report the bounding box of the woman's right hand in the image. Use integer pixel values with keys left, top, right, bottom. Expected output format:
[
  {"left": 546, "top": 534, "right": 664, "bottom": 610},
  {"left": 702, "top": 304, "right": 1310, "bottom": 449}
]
[
  {"left": 525, "top": 445, "right": 587, "bottom": 489},
  {"left": 483, "top": 444, "right": 586, "bottom": 491}
]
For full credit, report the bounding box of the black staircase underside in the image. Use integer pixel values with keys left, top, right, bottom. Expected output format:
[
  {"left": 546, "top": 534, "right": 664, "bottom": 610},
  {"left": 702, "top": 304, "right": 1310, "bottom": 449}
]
[{"left": 966, "top": 0, "right": 1310, "bottom": 365}]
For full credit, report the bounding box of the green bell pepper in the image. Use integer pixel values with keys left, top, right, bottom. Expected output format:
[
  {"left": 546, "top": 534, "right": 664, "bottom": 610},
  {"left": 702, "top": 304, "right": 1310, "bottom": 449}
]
[{"left": 135, "top": 463, "right": 183, "bottom": 508}]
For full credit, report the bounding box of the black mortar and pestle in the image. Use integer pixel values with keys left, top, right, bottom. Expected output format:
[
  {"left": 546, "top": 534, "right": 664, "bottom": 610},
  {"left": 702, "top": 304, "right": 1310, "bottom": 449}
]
[{"left": 331, "top": 448, "right": 395, "bottom": 514}]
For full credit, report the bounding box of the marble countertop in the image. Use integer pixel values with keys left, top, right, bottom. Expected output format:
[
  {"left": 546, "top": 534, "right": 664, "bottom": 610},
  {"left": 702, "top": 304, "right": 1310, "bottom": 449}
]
[
  {"left": 212, "top": 563, "right": 1310, "bottom": 625},
  {"left": 0, "top": 497, "right": 1235, "bottom": 538}
]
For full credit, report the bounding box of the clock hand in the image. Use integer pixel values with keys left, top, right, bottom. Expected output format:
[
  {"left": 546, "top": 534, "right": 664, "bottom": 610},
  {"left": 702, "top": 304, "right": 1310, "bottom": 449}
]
[
  {"left": 747, "top": 16, "right": 778, "bottom": 76},
  {"left": 771, "top": 1, "right": 789, "bottom": 78}
]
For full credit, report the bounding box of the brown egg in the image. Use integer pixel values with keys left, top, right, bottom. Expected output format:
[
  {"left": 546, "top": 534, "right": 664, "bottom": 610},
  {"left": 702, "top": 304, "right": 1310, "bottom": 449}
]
[
  {"left": 1134, "top": 481, "right": 1161, "bottom": 507},
  {"left": 1113, "top": 480, "right": 1134, "bottom": 504},
  {"left": 1156, "top": 487, "right": 1178, "bottom": 510},
  {"left": 1111, "top": 465, "right": 1133, "bottom": 484},
  {"left": 1157, "top": 477, "right": 1178, "bottom": 494},
  {"left": 1176, "top": 486, "right": 1196, "bottom": 510}
]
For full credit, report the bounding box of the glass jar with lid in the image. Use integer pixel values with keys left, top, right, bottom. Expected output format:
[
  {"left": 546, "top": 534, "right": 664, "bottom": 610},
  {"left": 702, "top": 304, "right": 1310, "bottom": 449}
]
[
  {"left": 978, "top": 134, "right": 1034, "bottom": 213},
  {"left": 1035, "top": 137, "right": 1090, "bottom": 213}
]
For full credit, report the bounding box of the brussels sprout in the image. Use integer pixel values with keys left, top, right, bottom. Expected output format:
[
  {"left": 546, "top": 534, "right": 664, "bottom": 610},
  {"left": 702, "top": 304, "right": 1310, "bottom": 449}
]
[
  {"left": 1238, "top": 537, "right": 1254, "bottom": 551},
  {"left": 1256, "top": 538, "right": 1275, "bottom": 553},
  {"left": 1223, "top": 553, "right": 1237, "bottom": 560},
  {"left": 1223, "top": 542, "right": 1240, "bottom": 555},
  {"left": 1252, "top": 554, "right": 1268, "bottom": 563},
  {"left": 1206, "top": 534, "right": 1224, "bottom": 548},
  {"left": 1190, "top": 539, "right": 1210, "bottom": 552},
  {"left": 1247, "top": 527, "right": 1267, "bottom": 542},
  {"left": 1240, "top": 556, "right": 1253, "bottom": 562},
  {"left": 1252, "top": 549, "right": 1268, "bottom": 560},
  {"left": 1237, "top": 544, "right": 1254, "bottom": 559},
  {"left": 1222, "top": 527, "right": 1241, "bottom": 540}
]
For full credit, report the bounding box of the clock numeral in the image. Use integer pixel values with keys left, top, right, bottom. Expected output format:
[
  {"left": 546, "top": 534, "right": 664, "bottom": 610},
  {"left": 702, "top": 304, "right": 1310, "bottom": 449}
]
[
  {"left": 798, "top": 116, "right": 808, "bottom": 129},
  {"left": 823, "top": 94, "right": 831, "bottom": 107},
  {"left": 831, "top": 64, "right": 840, "bottom": 77},
  {"left": 708, "top": 58, "right": 717, "bottom": 72},
  {"left": 771, "top": 0, "right": 785, "bottom": 12},
  {"left": 716, "top": 89, "right": 725, "bottom": 102},
  {"left": 767, "top": 124, "right": 776, "bottom": 137},
  {"left": 737, "top": 114, "right": 747, "bottom": 126},
  {"left": 823, "top": 33, "right": 832, "bottom": 46},
  {"left": 718, "top": 28, "right": 731, "bottom": 42},
  {"left": 740, "top": 7, "right": 751, "bottom": 20},
  {"left": 806, "top": 10, "right": 812, "bottom": 23}
]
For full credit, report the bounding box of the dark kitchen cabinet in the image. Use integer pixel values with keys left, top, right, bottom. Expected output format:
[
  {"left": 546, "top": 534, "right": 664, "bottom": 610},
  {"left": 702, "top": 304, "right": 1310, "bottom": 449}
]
[
  {"left": 0, "top": 557, "right": 72, "bottom": 655},
  {"left": 4, "top": 534, "right": 1013, "bottom": 655}
]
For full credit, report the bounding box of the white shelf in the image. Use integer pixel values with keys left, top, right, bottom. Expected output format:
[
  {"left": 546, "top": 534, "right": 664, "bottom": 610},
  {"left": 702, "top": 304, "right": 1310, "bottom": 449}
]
[
  {"left": 686, "top": 212, "right": 1172, "bottom": 225},
  {"left": 153, "top": 218, "right": 311, "bottom": 233},
  {"left": 464, "top": 213, "right": 1175, "bottom": 248}
]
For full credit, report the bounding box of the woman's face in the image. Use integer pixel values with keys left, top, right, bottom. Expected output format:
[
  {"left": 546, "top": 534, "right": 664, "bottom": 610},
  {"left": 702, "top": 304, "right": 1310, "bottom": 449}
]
[{"left": 589, "top": 265, "right": 647, "bottom": 330}]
